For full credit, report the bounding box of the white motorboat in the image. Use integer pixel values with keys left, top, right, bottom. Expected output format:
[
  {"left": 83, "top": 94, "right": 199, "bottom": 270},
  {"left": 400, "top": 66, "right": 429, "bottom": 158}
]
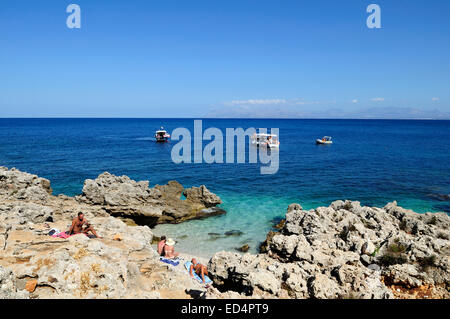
[
  {"left": 155, "top": 127, "right": 170, "bottom": 142},
  {"left": 316, "top": 136, "right": 332, "bottom": 144},
  {"left": 251, "top": 133, "right": 280, "bottom": 148}
]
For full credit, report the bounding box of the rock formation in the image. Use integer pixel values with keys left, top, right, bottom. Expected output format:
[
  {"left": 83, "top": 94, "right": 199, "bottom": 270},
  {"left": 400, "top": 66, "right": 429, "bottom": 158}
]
[
  {"left": 1, "top": 167, "right": 448, "bottom": 299},
  {"left": 0, "top": 167, "right": 227, "bottom": 299},
  {"left": 77, "top": 172, "right": 225, "bottom": 226},
  {"left": 0, "top": 167, "right": 52, "bottom": 202},
  {"left": 208, "top": 201, "right": 450, "bottom": 299},
  {"left": 0, "top": 202, "right": 217, "bottom": 298},
  {"left": 0, "top": 167, "right": 225, "bottom": 227}
]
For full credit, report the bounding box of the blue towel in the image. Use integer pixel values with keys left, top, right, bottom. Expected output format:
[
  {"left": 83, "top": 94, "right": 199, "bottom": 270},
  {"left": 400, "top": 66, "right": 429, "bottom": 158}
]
[
  {"left": 184, "top": 261, "right": 212, "bottom": 284},
  {"left": 160, "top": 257, "right": 180, "bottom": 266}
]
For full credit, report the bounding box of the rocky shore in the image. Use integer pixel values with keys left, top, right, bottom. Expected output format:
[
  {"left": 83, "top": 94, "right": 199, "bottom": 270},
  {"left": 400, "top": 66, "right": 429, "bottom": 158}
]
[
  {"left": 0, "top": 167, "right": 225, "bottom": 298},
  {"left": 208, "top": 201, "right": 449, "bottom": 299},
  {"left": 0, "top": 167, "right": 225, "bottom": 227},
  {"left": 1, "top": 167, "right": 449, "bottom": 299}
]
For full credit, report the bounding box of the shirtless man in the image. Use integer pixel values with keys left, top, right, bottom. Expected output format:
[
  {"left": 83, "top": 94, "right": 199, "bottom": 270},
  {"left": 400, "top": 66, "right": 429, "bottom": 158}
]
[
  {"left": 189, "top": 258, "right": 208, "bottom": 284},
  {"left": 68, "top": 212, "right": 101, "bottom": 238}
]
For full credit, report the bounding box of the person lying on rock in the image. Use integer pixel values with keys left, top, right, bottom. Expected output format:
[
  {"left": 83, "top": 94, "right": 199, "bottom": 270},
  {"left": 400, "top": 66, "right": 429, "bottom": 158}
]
[
  {"left": 68, "top": 212, "right": 102, "bottom": 238},
  {"left": 163, "top": 238, "right": 179, "bottom": 259},
  {"left": 157, "top": 235, "right": 166, "bottom": 256},
  {"left": 189, "top": 258, "right": 208, "bottom": 284}
]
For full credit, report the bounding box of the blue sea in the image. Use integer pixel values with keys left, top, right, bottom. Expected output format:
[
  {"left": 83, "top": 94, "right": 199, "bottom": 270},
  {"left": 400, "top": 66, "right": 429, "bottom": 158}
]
[{"left": 1, "top": 118, "right": 449, "bottom": 257}]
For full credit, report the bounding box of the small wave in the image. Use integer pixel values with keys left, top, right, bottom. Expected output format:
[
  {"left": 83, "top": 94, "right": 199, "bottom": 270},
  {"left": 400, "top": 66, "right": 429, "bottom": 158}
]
[{"left": 135, "top": 137, "right": 154, "bottom": 141}]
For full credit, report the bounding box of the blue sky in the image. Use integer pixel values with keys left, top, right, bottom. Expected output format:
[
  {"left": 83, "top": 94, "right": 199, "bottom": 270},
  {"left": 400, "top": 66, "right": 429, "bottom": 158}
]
[{"left": 0, "top": 0, "right": 449, "bottom": 118}]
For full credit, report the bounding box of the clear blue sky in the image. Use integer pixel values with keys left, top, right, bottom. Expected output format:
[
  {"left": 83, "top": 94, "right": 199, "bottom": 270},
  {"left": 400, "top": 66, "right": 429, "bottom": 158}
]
[{"left": 0, "top": 0, "right": 449, "bottom": 118}]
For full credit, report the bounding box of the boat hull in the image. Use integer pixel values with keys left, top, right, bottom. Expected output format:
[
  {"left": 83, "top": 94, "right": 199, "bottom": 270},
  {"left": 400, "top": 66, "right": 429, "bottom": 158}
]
[{"left": 252, "top": 141, "right": 279, "bottom": 148}]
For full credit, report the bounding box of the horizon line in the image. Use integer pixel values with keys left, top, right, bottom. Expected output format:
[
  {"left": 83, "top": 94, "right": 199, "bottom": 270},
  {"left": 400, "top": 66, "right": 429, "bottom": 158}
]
[{"left": 0, "top": 117, "right": 449, "bottom": 120}]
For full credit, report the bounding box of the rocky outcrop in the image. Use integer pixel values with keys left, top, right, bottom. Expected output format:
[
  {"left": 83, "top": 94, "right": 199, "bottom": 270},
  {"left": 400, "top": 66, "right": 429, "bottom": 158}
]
[
  {"left": 183, "top": 185, "right": 222, "bottom": 208},
  {"left": 208, "top": 201, "right": 450, "bottom": 299},
  {"left": 0, "top": 266, "right": 29, "bottom": 299},
  {"left": 0, "top": 167, "right": 225, "bottom": 227},
  {"left": 78, "top": 172, "right": 225, "bottom": 226},
  {"left": 0, "top": 198, "right": 223, "bottom": 299},
  {"left": 0, "top": 167, "right": 52, "bottom": 202},
  {"left": 0, "top": 167, "right": 231, "bottom": 299}
]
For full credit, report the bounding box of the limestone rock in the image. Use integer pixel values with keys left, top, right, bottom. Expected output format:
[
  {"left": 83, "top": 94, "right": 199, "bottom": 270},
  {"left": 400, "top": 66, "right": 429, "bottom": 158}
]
[
  {"left": 79, "top": 172, "right": 225, "bottom": 226},
  {"left": 0, "top": 266, "right": 29, "bottom": 299},
  {"left": 183, "top": 185, "right": 222, "bottom": 208},
  {"left": 361, "top": 240, "right": 376, "bottom": 256},
  {"left": 209, "top": 200, "right": 450, "bottom": 299},
  {"left": 0, "top": 167, "right": 52, "bottom": 201}
]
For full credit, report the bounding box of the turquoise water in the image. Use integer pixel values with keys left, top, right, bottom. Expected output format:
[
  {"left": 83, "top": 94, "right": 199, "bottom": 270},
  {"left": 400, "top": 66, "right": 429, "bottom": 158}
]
[{"left": 1, "top": 119, "right": 449, "bottom": 257}]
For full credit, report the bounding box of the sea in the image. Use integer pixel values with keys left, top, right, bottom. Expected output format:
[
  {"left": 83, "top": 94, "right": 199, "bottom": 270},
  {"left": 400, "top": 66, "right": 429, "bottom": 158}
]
[{"left": 1, "top": 118, "right": 449, "bottom": 257}]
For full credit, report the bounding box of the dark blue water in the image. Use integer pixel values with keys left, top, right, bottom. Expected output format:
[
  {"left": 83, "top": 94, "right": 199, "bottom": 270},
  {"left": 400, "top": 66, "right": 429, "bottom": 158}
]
[{"left": 1, "top": 119, "right": 449, "bottom": 256}]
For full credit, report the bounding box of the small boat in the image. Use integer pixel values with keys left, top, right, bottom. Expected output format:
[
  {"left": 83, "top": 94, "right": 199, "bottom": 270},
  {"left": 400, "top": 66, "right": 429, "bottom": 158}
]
[
  {"left": 316, "top": 136, "right": 332, "bottom": 144},
  {"left": 155, "top": 127, "right": 170, "bottom": 142},
  {"left": 251, "top": 133, "right": 280, "bottom": 149}
]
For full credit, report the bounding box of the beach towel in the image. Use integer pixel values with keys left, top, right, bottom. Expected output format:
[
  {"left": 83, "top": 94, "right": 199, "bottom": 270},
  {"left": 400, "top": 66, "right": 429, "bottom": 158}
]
[
  {"left": 51, "top": 232, "right": 89, "bottom": 239},
  {"left": 160, "top": 257, "right": 180, "bottom": 266},
  {"left": 184, "top": 261, "right": 212, "bottom": 284},
  {"left": 51, "top": 231, "right": 71, "bottom": 239}
]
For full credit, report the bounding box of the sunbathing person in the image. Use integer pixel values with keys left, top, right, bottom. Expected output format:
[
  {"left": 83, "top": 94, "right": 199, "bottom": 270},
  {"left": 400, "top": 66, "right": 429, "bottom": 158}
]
[
  {"left": 189, "top": 258, "right": 209, "bottom": 284},
  {"left": 157, "top": 235, "right": 166, "bottom": 256},
  {"left": 163, "top": 238, "right": 179, "bottom": 259},
  {"left": 68, "top": 212, "right": 101, "bottom": 238}
]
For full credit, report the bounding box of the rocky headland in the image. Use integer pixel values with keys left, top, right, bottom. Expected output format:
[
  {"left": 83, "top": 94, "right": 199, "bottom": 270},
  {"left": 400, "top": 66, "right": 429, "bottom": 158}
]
[
  {"left": 0, "top": 167, "right": 226, "bottom": 298},
  {"left": 208, "top": 201, "right": 449, "bottom": 299},
  {"left": 1, "top": 167, "right": 449, "bottom": 299},
  {"left": 0, "top": 167, "right": 224, "bottom": 227}
]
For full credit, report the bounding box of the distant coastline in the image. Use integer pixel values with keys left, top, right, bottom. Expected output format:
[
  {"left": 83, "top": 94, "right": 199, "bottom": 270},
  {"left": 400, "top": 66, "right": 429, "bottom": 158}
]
[{"left": 1, "top": 117, "right": 450, "bottom": 120}]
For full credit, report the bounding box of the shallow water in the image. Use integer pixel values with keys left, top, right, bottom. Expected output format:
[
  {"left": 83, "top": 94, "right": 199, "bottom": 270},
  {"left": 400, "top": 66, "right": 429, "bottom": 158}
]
[{"left": 1, "top": 118, "right": 449, "bottom": 257}]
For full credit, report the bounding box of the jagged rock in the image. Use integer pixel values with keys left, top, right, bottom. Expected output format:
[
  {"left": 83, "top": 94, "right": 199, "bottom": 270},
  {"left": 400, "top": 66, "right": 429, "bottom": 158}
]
[
  {"left": 79, "top": 172, "right": 225, "bottom": 226},
  {"left": 0, "top": 266, "right": 29, "bottom": 299},
  {"left": 237, "top": 244, "right": 250, "bottom": 253},
  {"left": 0, "top": 168, "right": 225, "bottom": 228},
  {"left": 361, "top": 240, "right": 376, "bottom": 255},
  {"left": 247, "top": 270, "right": 280, "bottom": 295},
  {"left": 183, "top": 185, "right": 222, "bottom": 208},
  {"left": 209, "top": 201, "right": 450, "bottom": 299},
  {"left": 284, "top": 272, "right": 309, "bottom": 298},
  {"left": 383, "top": 264, "right": 426, "bottom": 287},
  {"left": 224, "top": 230, "right": 243, "bottom": 237},
  {"left": 259, "top": 230, "right": 277, "bottom": 253},
  {"left": 10, "top": 203, "right": 54, "bottom": 224},
  {"left": 0, "top": 167, "right": 52, "bottom": 201},
  {"left": 81, "top": 172, "right": 152, "bottom": 206},
  {"left": 309, "top": 273, "right": 341, "bottom": 299},
  {"left": 270, "top": 234, "right": 298, "bottom": 259}
]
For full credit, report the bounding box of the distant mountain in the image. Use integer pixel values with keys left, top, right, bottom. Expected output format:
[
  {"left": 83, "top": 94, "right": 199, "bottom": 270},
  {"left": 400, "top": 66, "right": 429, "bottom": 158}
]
[{"left": 204, "top": 106, "right": 450, "bottom": 119}]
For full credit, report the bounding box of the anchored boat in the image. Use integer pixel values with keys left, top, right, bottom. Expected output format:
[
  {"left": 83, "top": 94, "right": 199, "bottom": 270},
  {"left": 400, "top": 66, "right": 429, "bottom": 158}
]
[
  {"left": 316, "top": 136, "right": 332, "bottom": 144},
  {"left": 251, "top": 133, "right": 280, "bottom": 149},
  {"left": 155, "top": 127, "right": 170, "bottom": 142}
]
